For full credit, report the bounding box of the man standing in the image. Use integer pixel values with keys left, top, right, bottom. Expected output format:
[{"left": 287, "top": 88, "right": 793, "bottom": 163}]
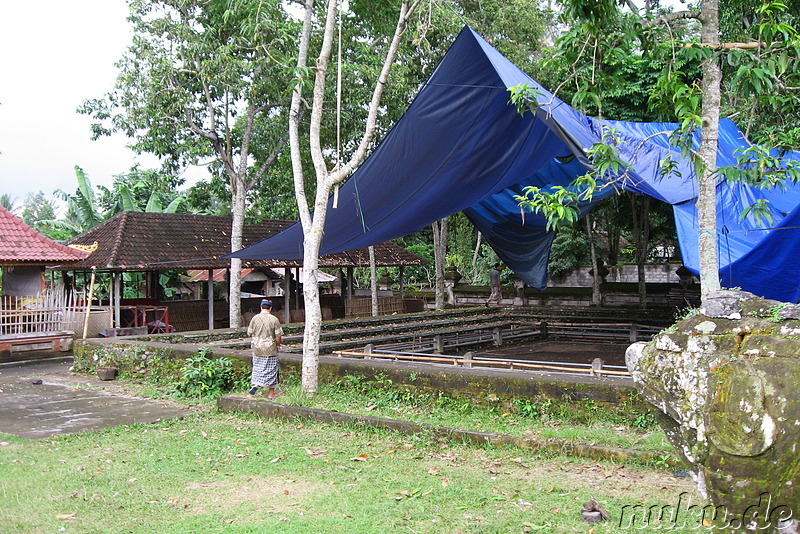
[
  {"left": 247, "top": 299, "right": 284, "bottom": 398},
  {"left": 486, "top": 263, "right": 503, "bottom": 307}
]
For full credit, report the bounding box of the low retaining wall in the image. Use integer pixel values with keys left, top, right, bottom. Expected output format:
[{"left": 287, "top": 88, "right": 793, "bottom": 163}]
[
  {"left": 73, "top": 333, "right": 642, "bottom": 410},
  {"left": 218, "top": 396, "right": 678, "bottom": 466}
]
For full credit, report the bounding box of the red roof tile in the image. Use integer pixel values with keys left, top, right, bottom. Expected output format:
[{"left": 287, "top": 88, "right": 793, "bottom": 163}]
[{"left": 0, "top": 206, "right": 89, "bottom": 264}]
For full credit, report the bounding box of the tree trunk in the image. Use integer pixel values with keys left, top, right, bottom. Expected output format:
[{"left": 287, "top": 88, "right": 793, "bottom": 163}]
[
  {"left": 228, "top": 180, "right": 246, "bottom": 328},
  {"left": 698, "top": 0, "right": 722, "bottom": 301},
  {"left": 629, "top": 193, "right": 651, "bottom": 309},
  {"left": 432, "top": 218, "right": 448, "bottom": 310},
  {"left": 586, "top": 215, "right": 602, "bottom": 306},
  {"left": 290, "top": 0, "right": 419, "bottom": 394},
  {"left": 471, "top": 231, "right": 482, "bottom": 282},
  {"left": 301, "top": 228, "right": 322, "bottom": 394},
  {"left": 369, "top": 245, "right": 378, "bottom": 317}
]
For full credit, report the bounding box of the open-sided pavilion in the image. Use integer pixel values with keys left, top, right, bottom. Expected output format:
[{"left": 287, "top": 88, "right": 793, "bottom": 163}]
[{"left": 59, "top": 211, "right": 426, "bottom": 331}]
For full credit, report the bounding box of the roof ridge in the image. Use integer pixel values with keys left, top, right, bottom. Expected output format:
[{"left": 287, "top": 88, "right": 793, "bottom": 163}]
[{"left": 106, "top": 210, "right": 130, "bottom": 268}]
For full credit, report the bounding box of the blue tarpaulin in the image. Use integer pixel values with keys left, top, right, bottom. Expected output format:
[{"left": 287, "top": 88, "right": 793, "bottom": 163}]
[{"left": 231, "top": 26, "right": 800, "bottom": 303}]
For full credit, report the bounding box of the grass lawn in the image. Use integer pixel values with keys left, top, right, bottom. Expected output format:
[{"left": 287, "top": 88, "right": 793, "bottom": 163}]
[
  {"left": 0, "top": 409, "right": 705, "bottom": 533},
  {"left": 272, "top": 373, "right": 674, "bottom": 456}
]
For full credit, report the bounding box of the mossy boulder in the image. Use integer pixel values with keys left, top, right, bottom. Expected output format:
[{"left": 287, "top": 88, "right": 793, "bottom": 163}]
[{"left": 627, "top": 290, "right": 799, "bottom": 532}]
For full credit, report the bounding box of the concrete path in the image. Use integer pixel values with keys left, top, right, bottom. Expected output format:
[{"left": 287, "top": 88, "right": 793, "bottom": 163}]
[{"left": 0, "top": 358, "right": 192, "bottom": 439}]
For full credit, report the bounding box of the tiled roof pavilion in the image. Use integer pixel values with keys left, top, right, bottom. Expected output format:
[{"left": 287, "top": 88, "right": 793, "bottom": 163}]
[
  {"left": 62, "top": 211, "right": 426, "bottom": 271},
  {"left": 0, "top": 206, "right": 88, "bottom": 265}
]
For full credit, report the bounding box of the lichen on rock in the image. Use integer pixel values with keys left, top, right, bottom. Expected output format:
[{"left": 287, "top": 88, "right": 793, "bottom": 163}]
[{"left": 628, "top": 290, "right": 800, "bottom": 531}]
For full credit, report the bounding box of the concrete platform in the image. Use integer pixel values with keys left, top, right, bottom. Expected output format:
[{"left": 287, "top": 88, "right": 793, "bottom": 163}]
[{"left": 0, "top": 358, "right": 192, "bottom": 439}]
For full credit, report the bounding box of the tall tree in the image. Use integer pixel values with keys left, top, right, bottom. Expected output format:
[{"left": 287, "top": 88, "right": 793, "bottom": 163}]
[
  {"left": 80, "top": 0, "right": 296, "bottom": 327},
  {"left": 515, "top": 0, "right": 800, "bottom": 303},
  {"left": 289, "top": 0, "right": 426, "bottom": 393}
]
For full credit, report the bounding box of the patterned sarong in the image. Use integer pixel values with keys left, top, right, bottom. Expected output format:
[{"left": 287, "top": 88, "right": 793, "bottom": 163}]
[{"left": 251, "top": 354, "right": 279, "bottom": 387}]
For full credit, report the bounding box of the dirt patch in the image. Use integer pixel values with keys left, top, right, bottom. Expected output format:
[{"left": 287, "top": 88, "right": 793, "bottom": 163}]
[{"left": 183, "top": 476, "right": 328, "bottom": 515}]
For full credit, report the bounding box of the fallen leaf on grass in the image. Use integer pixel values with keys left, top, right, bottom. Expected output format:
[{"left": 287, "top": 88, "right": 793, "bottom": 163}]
[
  {"left": 270, "top": 457, "right": 282, "bottom": 463},
  {"left": 350, "top": 454, "right": 369, "bottom": 461},
  {"left": 428, "top": 467, "right": 439, "bottom": 475},
  {"left": 55, "top": 513, "right": 76, "bottom": 520},
  {"left": 441, "top": 477, "right": 449, "bottom": 488}
]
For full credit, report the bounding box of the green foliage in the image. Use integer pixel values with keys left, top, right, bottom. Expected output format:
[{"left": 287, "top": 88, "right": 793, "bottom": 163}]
[
  {"left": 175, "top": 348, "right": 237, "bottom": 398},
  {"left": 548, "top": 226, "right": 591, "bottom": 279},
  {"left": 770, "top": 302, "right": 790, "bottom": 322},
  {"left": 38, "top": 166, "right": 105, "bottom": 238},
  {"left": 98, "top": 168, "right": 187, "bottom": 216},
  {"left": 0, "top": 193, "right": 17, "bottom": 212},
  {"left": 512, "top": 126, "right": 625, "bottom": 232}
]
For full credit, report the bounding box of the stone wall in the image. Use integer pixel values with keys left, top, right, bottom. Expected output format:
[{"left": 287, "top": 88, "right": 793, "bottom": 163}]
[{"left": 550, "top": 262, "right": 690, "bottom": 287}]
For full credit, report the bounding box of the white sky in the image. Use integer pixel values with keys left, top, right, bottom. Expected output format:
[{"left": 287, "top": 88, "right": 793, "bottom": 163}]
[{"left": 0, "top": 1, "right": 207, "bottom": 208}]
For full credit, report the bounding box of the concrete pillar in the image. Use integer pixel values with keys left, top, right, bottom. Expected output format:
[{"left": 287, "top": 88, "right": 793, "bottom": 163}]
[
  {"left": 493, "top": 327, "right": 502, "bottom": 346},
  {"left": 434, "top": 334, "right": 444, "bottom": 354},
  {"left": 629, "top": 323, "right": 639, "bottom": 342}
]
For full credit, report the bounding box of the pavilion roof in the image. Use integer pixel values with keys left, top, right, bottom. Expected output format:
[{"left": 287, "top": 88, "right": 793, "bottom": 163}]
[
  {"left": 61, "top": 211, "right": 426, "bottom": 271},
  {"left": 0, "top": 205, "right": 89, "bottom": 265}
]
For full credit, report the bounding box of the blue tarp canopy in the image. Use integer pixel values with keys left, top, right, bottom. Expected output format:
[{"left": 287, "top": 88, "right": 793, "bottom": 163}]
[{"left": 231, "top": 26, "right": 800, "bottom": 303}]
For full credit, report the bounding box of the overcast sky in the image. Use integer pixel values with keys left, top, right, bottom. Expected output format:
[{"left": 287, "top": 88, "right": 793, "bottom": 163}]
[{"left": 0, "top": 1, "right": 206, "bottom": 209}]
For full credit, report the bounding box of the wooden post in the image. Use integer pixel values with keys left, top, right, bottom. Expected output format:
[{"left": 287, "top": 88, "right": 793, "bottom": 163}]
[
  {"left": 207, "top": 269, "right": 214, "bottom": 330},
  {"left": 284, "top": 267, "right": 291, "bottom": 324},
  {"left": 463, "top": 351, "right": 474, "bottom": 368},
  {"left": 346, "top": 267, "right": 354, "bottom": 300},
  {"left": 113, "top": 272, "right": 121, "bottom": 328},
  {"left": 82, "top": 268, "right": 96, "bottom": 339},
  {"left": 629, "top": 323, "right": 639, "bottom": 342},
  {"left": 364, "top": 343, "right": 374, "bottom": 359},
  {"left": 399, "top": 266, "right": 405, "bottom": 299},
  {"left": 294, "top": 267, "right": 301, "bottom": 310},
  {"left": 493, "top": 327, "right": 502, "bottom": 346}
]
